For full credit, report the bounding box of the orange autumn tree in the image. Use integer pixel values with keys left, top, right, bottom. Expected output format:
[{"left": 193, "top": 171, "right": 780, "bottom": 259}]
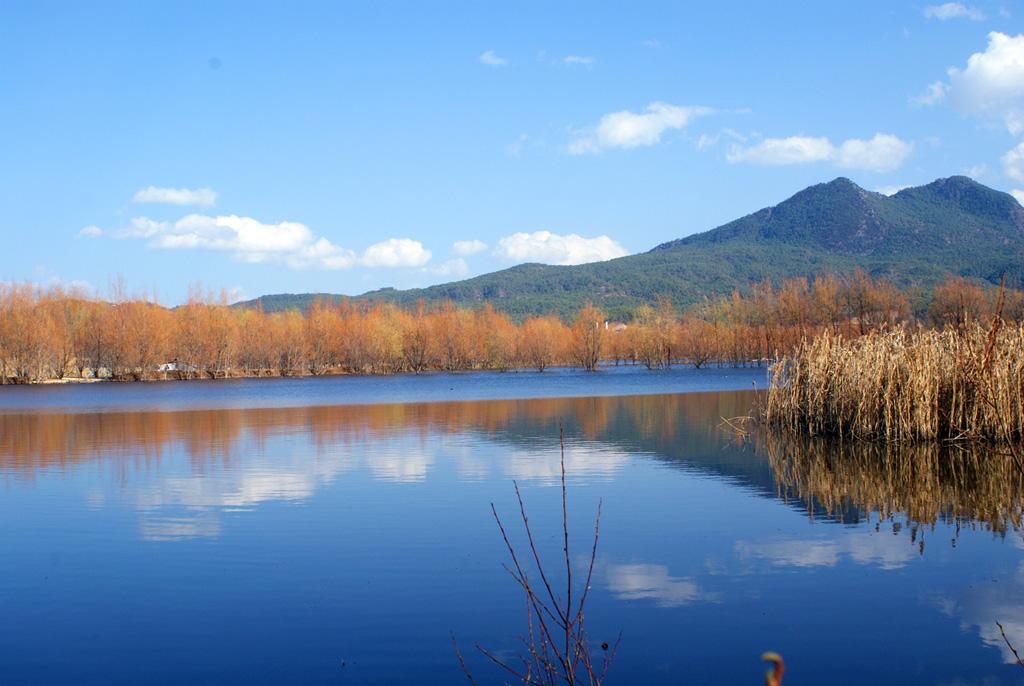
[
  {"left": 305, "top": 298, "right": 342, "bottom": 375},
  {"left": 477, "top": 303, "right": 520, "bottom": 371},
  {"left": 235, "top": 306, "right": 282, "bottom": 377},
  {"left": 677, "top": 316, "right": 719, "bottom": 369},
  {"left": 521, "top": 314, "right": 567, "bottom": 371},
  {"left": 401, "top": 299, "right": 437, "bottom": 372},
  {"left": 844, "top": 268, "right": 907, "bottom": 335},
  {"left": 364, "top": 302, "right": 405, "bottom": 374},
  {"left": 104, "top": 280, "right": 171, "bottom": 381},
  {"left": 0, "top": 282, "right": 56, "bottom": 383},
  {"left": 628, "top": 298, "right": 677, "bottom": 370},
  {"left": 810, "top": 272, "right": 850, "bottom": 335},
  {"left": 40, "top": 283, "right": 91, "bottom": 380},
  {"left": 928, "top": 276, "right": 989, "bottom": 330},
  {"left": 569, "top": 300, "right": 605, "bottom": 371},
  {"left": 277, "top": 309, "right": 307, "bottom": 375},
  {"left": 434, "top": 301, "right": 477, "bottom": 371}
]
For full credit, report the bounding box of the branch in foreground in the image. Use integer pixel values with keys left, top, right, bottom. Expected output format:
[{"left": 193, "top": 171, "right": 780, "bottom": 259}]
[{"left": 453, "top": 424, "right": 619, "bottom": 685}]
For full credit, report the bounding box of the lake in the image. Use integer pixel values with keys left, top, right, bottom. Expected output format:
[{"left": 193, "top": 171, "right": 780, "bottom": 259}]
[{"left": 2, "top": 366, "right": 1022, "bottom": 685}]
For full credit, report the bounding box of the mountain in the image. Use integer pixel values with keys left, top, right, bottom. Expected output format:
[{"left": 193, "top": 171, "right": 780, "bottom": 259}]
[
  {"left": 657, "top": 176, "right": 1023, "bottom": 269},
  {"left": 242, "top": 176, "right": 1024, "bottom": 321}
]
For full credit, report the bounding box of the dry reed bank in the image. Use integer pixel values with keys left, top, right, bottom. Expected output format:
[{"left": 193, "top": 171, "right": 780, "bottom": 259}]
[{"left": 764, "top": 320, "right": 1024, "bottom": 445}]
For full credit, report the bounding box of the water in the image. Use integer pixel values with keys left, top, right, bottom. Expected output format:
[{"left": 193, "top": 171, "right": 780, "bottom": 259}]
[
  {"left": 1, "top": 368, "right": 1022, "bottom": 685},
  {"left": 0, "top": 365, "right": 766, "bottom": 414}
]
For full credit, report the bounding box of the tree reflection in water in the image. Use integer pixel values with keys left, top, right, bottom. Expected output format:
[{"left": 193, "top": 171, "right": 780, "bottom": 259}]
[
  {"left": 766, "top": 432, "right": 1024, "bottom": 539},
  {"left": 0, "top": 390, "right": 760, "bottom": 482}
]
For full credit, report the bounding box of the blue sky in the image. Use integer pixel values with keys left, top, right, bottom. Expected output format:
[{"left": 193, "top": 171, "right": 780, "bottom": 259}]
[{"left": 4, "top": 1, "right": 1024, "bottom": 305}]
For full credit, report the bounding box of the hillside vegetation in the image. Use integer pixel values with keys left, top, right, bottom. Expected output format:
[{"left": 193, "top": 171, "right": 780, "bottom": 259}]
[{"left": 241, "top": 176, "right": 1024, "bottom": 322}]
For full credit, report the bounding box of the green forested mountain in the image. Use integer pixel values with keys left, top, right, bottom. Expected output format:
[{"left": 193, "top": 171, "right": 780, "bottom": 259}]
[{"left": 241, "top": 176, "right": 1024, "bottom": 321}]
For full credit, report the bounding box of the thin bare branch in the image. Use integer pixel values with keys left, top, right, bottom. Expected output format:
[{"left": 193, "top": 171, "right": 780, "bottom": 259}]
[
  {"left": 457, "top": 426, "right": 617, "bottom": 685},
  {"left": 998, "top": 622, "right": 1024, "bottom": 668}
]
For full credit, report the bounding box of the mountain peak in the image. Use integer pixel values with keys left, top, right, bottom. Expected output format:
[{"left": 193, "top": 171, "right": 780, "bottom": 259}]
[
  {"left": 779, "top": 176, "right": 872, "bottom": 209},
  {"left": 890, "top": 175, "right": 1024, "bottom": 229},
  {"left": 905, "top": 175, "right": 982, "bottom": 199},
  {"left": 652, "top": 174, "right": 1024, "bottom": 259},
  {"left": 825, "top": 176, "right": 859, "bottom": 188}
]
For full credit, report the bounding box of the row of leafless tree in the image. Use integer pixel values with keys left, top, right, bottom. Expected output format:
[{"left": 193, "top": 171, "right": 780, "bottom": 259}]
[
  {"left": 0, "top": 281, "right": 612, "bottom": 382},
  {"left": 0, "top": 271, "right": 1020, "bottom": 383},
  {"left": 607, "top": 270, "right": 1024, "bottom": 370}
]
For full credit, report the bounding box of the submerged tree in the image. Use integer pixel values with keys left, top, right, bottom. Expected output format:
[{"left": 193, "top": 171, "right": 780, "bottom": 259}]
[{"left": 569, "top": 301, "right": 605, "bottom": 372}]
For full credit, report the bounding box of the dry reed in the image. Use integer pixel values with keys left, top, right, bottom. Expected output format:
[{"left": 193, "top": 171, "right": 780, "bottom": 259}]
[
  {"left": 764, "top": 321, "right": 1024, "bottom": 446},
  {"left": 763, "top": 304, "right": 1024, "bottom": 674}
]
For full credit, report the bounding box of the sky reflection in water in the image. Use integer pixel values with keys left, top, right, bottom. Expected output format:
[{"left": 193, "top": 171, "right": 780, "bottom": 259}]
[{"left": 1, "top": 372, "right": 1022, "bottom": 685}]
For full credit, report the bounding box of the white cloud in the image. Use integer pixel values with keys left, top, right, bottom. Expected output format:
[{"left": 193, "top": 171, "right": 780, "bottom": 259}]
[
  {"left": 492, "top": 231, "right": 628, "bottom": 265},
  {"left": 451, "top": 239, "right": 488, "bottom": 257},
  {"left": 912, "top": 80, "right": 948, "bottom": 106},
  {"left": 568, "top": 102, "right": 715, "bottom": 154},
  {"left": 286, "top": 236, "right": 356, "bottom": 270},
  {"left": 143, "top": 215, "right": 323, "bottom": 258},
  {"left": 1002, "top": 142, "right": 1024, "bottom": 182},
  {"left": 77, "top": 225, "right": 102, "bottom": 238},
  {"left": 479, "top": 50, "right": 507, "bottom": 67},
  {"left": 1012, "top": 189, "right": 1024, "bottom": 205},
  {"left": 875, "top": 184, "right": 912, "bottom": 196},
  {"left": 923, "top": 2, "right": 986, "bottom": 20},
  {"left": 132, "top": 186, "right": 217, "bottom": 208},
  {"left": 835, "top": 134, "right": 915, "bottom": 172},
  {"left": 942, "top": 32, "right": 1024, "bottom": 134},
  {"left": 110, "top": 213, "right": 432, "bottom": 271},
  {"left": 696, "top": 128, "right": 746, "bottom": 150},
  {"left": 727, "top": 133, "right": 914, "bottom": 172},
  {"left": 506, "top": 133, "right": 529, "bottom": 156},
  {"left": 115, "top": 216, "right": 166, "bottom": 239},
  {"left": 425, "top": 258, "right": 470, "bottom": 277},
  {"left": 359, "top": 238, "right": 431, "bottom": 268},
  {"left": 222, "top": 286, "right": 245, "bottom": 304},
  {"left": 727, "top": 135, "right": 833, "bottom": 165},
  {"left": 564, "top": 55, "right": 594, "bottom": 68},
  {"left": 965, "top": 163, "right": 988, "bottom": 178},
  {"left": 68, "top": 279, "right": 95, "bottom": 293}
]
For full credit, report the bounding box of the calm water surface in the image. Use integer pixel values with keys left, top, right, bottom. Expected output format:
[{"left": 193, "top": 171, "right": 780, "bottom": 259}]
[{"left": 1, "top": 368, "right": 1022, "bottom": 685}]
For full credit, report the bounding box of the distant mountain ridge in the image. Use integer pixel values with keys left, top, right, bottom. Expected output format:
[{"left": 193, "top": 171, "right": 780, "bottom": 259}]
[
  {"left": 656, "top": 176, "right": 1024, "bottom": 259},
  {"left": 242, "top": 176, "right": 1024, "bottom": 321}
]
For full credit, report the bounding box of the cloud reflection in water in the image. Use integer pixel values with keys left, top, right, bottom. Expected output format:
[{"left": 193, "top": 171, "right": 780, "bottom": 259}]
[
  {"left": 599, "top": 561, "right": 719, "bottom": 607},
  {"left": 736, "top": 532, "right": 917, "bottom": 570},
  {"left": 926, "top": 561, "right": 1024, "bottom": 664}
]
